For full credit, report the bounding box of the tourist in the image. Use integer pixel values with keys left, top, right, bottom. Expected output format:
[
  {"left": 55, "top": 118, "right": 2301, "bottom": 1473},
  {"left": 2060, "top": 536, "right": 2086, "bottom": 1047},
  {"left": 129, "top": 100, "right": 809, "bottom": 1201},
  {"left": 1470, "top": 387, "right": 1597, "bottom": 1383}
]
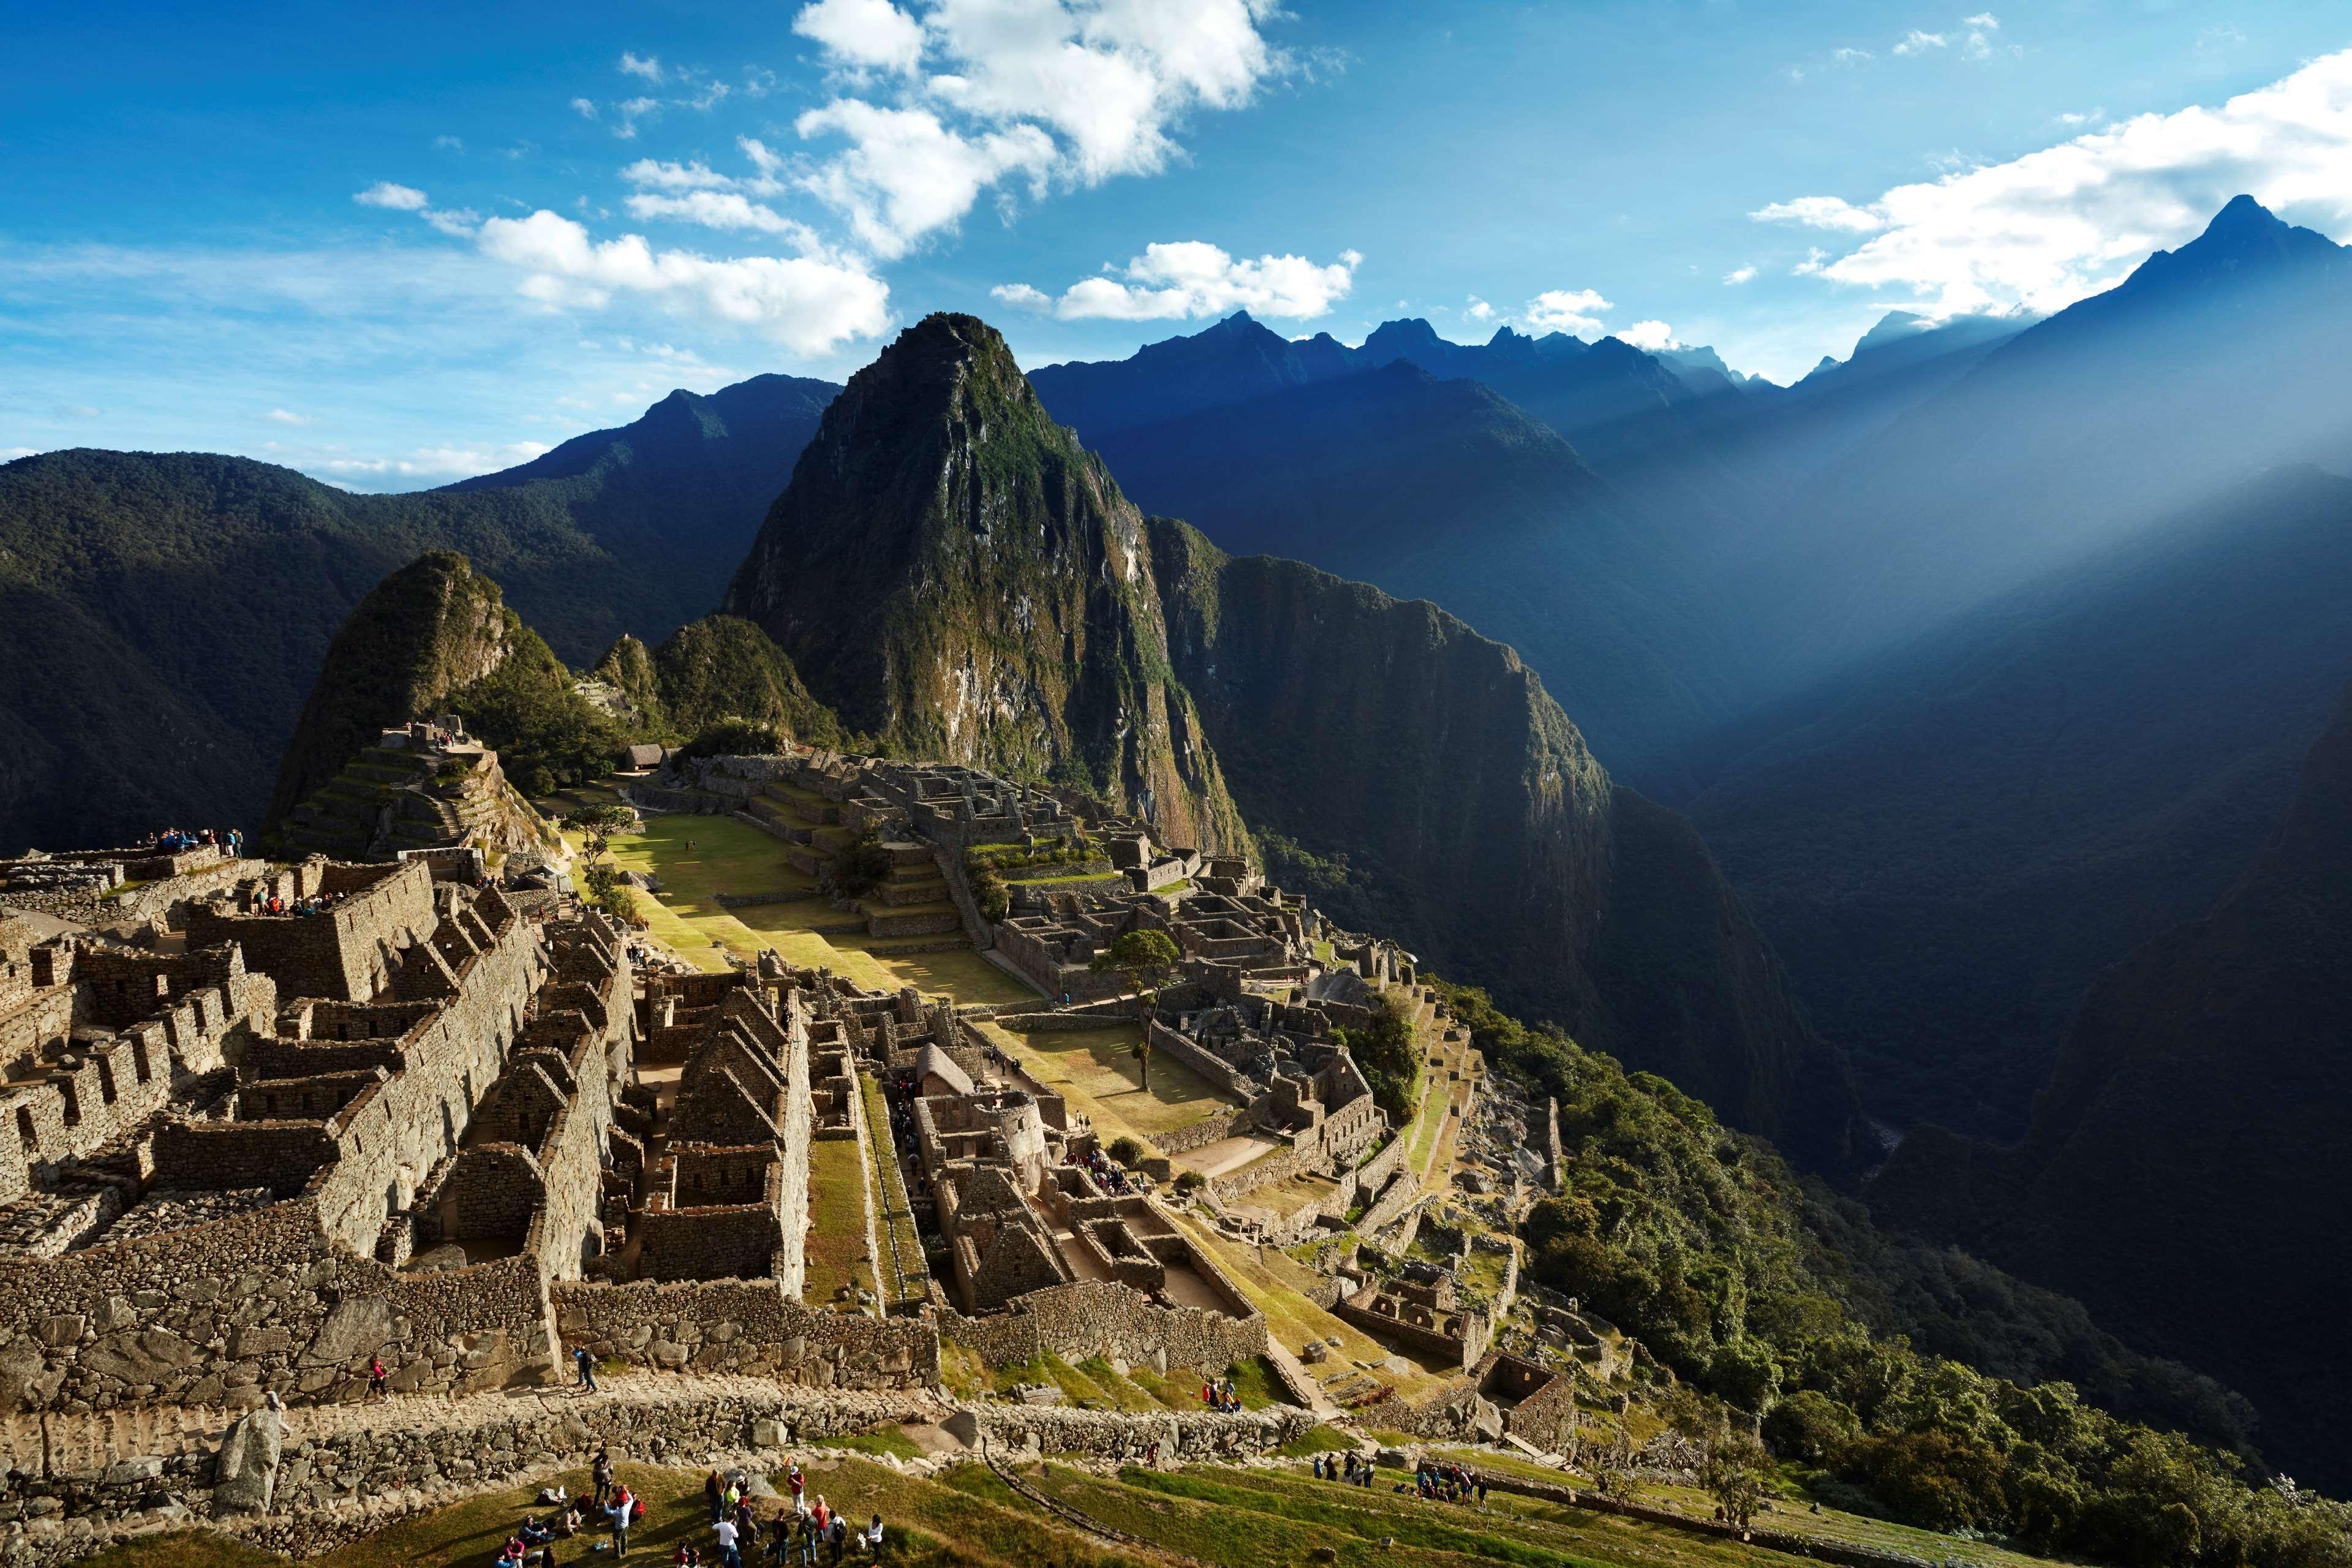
[
  {"left": 559, "top": 1501, "right": 584, "bottom": 1537},
  {"left": 811, "top": 1496, "right": 831, "bottom": 1536},
  {"left": 864, "top": 1513, "right": 884, "bottom": 1564},
  {"left": 714, "top": 1513, "right": 743, "bottom": 1568},
  {"left": 366, "top": 1355, "right": 388, "bottom": 1401},
  {"left": 797, "top": 1510, "right": 819, "bottom": 1567},
  {"left": 673, "top": 1544, "right": 699, "bottom": 1567},
  {"left": 522, "top": 1517, "right": 554, "bottom": 1548},
  {"left": 766, "top": 1515, "right": 791, "bottom": 1566},
  {"left": 593, "top": 1448, "right": 614, "bottom": 1507},
  {"left": 608, "top": 1486, "right": 635, "bottom": 1559},
  {"left": 735, "top": 1497, "right": 755, "bottom": 1537},
  {"left": 575, "top": 1346, "right": 599, "bottom": 1393},
  {"left": 706, "top": 1469, "right": 725, "bottom": 1525},
  {"left": 786, "top": 1463, "right": 805, "bottom": 1505},
  {"left": 826, "top": 1513, "right": 848, "bottom": 1567}
]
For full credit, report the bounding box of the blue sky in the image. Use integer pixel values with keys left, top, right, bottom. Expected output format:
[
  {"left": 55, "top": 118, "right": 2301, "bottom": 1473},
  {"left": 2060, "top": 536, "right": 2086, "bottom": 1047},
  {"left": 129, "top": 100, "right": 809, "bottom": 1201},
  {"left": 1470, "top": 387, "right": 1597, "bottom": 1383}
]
[{"left": 6, "top": 0, "right": 2350, "bottom": 488}]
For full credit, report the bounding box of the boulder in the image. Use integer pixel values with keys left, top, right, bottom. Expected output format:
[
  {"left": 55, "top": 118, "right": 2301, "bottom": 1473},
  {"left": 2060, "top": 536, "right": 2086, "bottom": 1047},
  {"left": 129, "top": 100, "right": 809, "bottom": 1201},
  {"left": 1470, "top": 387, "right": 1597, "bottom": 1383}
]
[
  {"left": 212, "top": 1408, "right": 286, "bottom": 1515},
  {"left": 81, "top": 1329, "right": 197, "bottom": 1382},
  {"left": 300, "top": 1297, "right": 392, "bottom": 1366}
]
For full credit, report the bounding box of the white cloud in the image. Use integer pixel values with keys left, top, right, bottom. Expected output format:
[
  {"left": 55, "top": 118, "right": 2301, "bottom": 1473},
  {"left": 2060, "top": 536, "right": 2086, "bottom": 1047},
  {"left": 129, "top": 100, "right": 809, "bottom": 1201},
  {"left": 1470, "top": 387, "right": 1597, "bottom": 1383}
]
[
  {"left": 1793, "top": 247, "right": 1830, "bottom": 276},
  {"left": 1723, "top": 265, "right": 1758, "bottom": 285},
  {"left": 777, "top": 0, "right": 1287, "bottom": 256},
  {"left": 624, "top": 190, "right": 812, "bottom": 239},
  {"left": 1750, "top": 195, "right": 1888, "bottom": 233},
  {"left": 58, "top": 404, "right": 102, "bottom": 418},
  {"left": 1757, "top": 45, "right": 2352, "bottom": 316},
  {"left": 316, "top": 441, "right": 553, "bottom": 480},
  {"left": 997, "top": 241, "right": 1360, "bottom": 321},
  {"left": 794, "top": 0, "right": 925, "bottom": 75},
  {"left": 1613, "top": 320, "right": 1681, "bottom": 352},
  {"left": 434, "top": 134, "right": 465, "bottom": 153},
  {"left": 1523, "top": 287, "right": 1613, "bottom": 334},
  {"left": 1961, "top": 12, "right": 2013, "bottom": 61},
  {"left": 796, "top": 100, "right": 1055, "bottom": 259},
  {"left": 1833, "top": 47, "right": 1872, "bottom": 65},
  {"left": 265, "top": 408, "right": 313, "bottom": 425},
  {"left": 619, "top": 52, "right": 664, "bottom": 82},
  {"left": 1, "top": 448, "right": 37, "bottom": 461},
  {"left": 571, "top": 97, "right": 599, "bottom": 121},
  {"left": 1463, "top": 295, "right": 1495, "bottom": 323},
  {"left": 2057, "top": 108, "right": 2105, "bottom": 127},
  {"left": 421, "top": 206, "right": 481, "bottom": 238},
  {"left": 989, "top": 282, "right": 1053, "bottom": 311},
  {"left": 615, "top": 97, "right": 661, "bottom": 140},
  {"left": 474, "top": 209, "right": 891, "bottom": 354},
  {"left": 354, "top": 182, "right": 429, "bottom": 211},
  {"left": 620, "top": 159, "right": 735, "bottom": 192},
  {"left": 1893, "top": 30, "right": 1947, "bottom": 56}
]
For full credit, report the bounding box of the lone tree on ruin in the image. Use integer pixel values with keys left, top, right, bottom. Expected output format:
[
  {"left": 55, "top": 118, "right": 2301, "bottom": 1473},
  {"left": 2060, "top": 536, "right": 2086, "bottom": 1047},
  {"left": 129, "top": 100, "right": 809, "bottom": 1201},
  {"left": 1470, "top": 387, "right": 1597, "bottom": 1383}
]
[
  {"left": 1701, "top": 1427, "right": 1771, "bottom": 1531},
  {"left": 1091, "top": 927, "right": 1180, "bottom": 1087}
]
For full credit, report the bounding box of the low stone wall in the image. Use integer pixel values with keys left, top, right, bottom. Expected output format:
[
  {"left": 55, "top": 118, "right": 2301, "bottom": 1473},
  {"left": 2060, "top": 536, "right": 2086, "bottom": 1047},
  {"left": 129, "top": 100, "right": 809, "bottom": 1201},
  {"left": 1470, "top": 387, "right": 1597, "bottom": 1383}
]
[
  {"left": 940, "top": 1278, "right": 1265, "bottom": 1374},
  {"left": 1357, "top": 1169, "right": 1422, "bottom": 1235},
  {"left": 551, "top": 1280, "right": 937, "bottom": 1389},
  {"left": 1147, "top": 1017, "right": 1257, "bottom": 1101},
  {"left": 1154, "top": 1107, "right": 1243, "bottom": 1157},
  {"left": 1477, "top": 1472, "right": 1937, "bottom": 1568},
  {"left": 970, "top": 1403, "right": 1311, "bottom": 1461}
]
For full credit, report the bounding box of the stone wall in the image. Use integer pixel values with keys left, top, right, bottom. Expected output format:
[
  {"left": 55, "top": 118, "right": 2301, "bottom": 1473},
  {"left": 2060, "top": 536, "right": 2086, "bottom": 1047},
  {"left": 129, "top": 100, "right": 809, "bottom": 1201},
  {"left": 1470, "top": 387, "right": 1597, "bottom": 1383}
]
[
  {"left": 184, "top": 862, "right": 438, "bottom": 1004},
  {"left": 1145, "top": 1017, "right": 1257, "bottom": 1101},
  {"left": 940, "top": 1277, "right": 1266, "bottom": 1374},
  {"left": 0, "top": 1196, "right": 557, "bottom": 1415},
  {"left": 970, "top": 1403, "right": 1311, "bottom": 1461},
  {"left": 551, "top": 1280, "right": 937, "bottom": 1389},
  {"left": 1153, "top": 1107, "right": 1242, "bottom": 1157}
]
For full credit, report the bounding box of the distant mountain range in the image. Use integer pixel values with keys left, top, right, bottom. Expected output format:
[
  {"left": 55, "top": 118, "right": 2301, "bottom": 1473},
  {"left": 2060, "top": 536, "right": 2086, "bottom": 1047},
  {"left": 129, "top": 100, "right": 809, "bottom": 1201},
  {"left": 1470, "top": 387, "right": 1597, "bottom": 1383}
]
[{"left": 0, "top": 373, "right": 836, "bottom": 851}]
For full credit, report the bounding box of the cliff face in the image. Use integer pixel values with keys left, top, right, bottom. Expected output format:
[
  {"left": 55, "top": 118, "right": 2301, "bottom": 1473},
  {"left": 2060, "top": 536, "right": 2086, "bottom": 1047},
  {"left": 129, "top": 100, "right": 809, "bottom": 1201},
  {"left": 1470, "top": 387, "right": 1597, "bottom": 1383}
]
[
  {"left": 1872, "top": 680, "right": 2352, "bottom": 1481},
  {"left": 724, "top": 314, "right": 1246, "bottom": 852},
  {"left": 1148, "top": 522, "right": 1860, "bottom": 1169},
  {"left": 265, "top": 551, "right": 515, "bottom": 832}
]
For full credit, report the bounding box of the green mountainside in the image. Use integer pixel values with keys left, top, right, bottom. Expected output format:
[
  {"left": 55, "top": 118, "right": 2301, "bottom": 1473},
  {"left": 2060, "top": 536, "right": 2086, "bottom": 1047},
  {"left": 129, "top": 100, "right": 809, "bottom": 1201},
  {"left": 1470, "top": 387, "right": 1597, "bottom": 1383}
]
[
  {"left": 724, "top": 313, "right": 1248, "bottom": 854},
  {"left": 1871, "top": 677, "right": 2352, "bottom": 1488},
  {"left": 268, "top": 553, "right": 843, "bottom": 840}
]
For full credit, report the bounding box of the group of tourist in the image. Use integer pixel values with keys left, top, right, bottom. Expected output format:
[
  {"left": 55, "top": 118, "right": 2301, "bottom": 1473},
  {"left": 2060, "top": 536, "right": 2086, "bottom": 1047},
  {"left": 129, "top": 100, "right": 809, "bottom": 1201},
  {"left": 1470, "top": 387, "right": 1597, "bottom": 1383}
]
[
  {"left": 257, "top": 887, "right": 346, "bottom": 917},
  {"left": 1311, "top": 1452, "right": 1378, "bottom": 1487},
  {"left": 1409, "top": 1457, "right": 1488, "bottom": 1506},
  {"left": 1079, "top": 1142, "right": 1134, "bottom": 1195},
  {"left": 145, "top": 826, "right": 240, "bottom": 856},
  {"left": 1197, "top": 1373, "right": 1245, "bottom": 1412},
  {"left": 496, "top": 1484, "right": 599, "bottom": 1566}
]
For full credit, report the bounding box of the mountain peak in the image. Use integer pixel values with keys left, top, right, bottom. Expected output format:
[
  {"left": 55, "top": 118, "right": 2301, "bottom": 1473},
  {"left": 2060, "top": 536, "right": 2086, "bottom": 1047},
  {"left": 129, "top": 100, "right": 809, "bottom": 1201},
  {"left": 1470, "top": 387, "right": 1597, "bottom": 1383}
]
[{"left": 2203, "top": 192, "right": 2283, "bottom": 238}]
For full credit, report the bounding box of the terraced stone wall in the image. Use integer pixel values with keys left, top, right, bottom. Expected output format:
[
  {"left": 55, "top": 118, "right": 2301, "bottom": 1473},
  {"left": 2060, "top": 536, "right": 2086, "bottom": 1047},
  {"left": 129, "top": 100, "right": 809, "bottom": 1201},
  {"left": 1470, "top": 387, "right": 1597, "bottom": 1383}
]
[{"left": 551, "top": 1279, "right": 937, "bottom": 1388}]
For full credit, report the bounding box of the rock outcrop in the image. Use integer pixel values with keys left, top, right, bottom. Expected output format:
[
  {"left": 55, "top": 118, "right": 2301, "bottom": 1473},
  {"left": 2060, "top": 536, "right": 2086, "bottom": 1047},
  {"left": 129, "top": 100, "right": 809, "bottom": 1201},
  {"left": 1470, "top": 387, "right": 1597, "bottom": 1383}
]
[{"left": 724, "top": 313, "right": 1249, "bottom": 854}]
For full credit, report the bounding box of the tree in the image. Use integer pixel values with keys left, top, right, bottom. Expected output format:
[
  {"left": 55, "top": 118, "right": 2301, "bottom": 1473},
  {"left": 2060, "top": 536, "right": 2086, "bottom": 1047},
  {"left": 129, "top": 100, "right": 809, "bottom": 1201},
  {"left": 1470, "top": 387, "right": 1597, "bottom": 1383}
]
[
  {"left": 1702, "top": 1427, "right": 1773, "bottom": 1531},
  {"left": 1090, "top": 926, "right": 1182, "bottom": 1060},
  {"left": 565, "top": 805, "right": 636, "bottom": 872}
]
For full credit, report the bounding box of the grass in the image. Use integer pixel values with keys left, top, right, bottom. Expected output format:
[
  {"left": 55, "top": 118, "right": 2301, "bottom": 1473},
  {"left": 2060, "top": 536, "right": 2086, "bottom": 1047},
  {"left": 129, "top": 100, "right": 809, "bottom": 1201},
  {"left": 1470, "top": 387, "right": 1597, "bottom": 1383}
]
[
  {"left": 1030, "top": 1461, "right": 1798, "bottom": 1568},
  {"left": 802, "top": 1135, "right": 873, "bottom": 1310},
  {"left": 979, "top": 1020, "right": 1235, "bottom": 1146},
  {"left": 1274, "top": 1425, "right": 1359, "bottom": 1458},
  {"left": 858, "top": 1071, "right": 930, "bottom": 1313},
  {"left": 1159, "top": 1208, "right": 1450, "bottom": 1402},
  {"left": 573, "top": 812, "right": 1037, "bottom": 1005},
  {"left": 832, "top": 1427, "right": 925, "bottom": 1461}
]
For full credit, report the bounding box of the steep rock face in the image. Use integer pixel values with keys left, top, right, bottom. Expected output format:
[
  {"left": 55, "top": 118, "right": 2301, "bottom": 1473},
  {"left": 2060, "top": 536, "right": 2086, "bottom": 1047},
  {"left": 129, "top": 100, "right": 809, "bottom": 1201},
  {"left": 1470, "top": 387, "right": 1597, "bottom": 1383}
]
[
  {"left": 1147, "top": 522, "right": 1860, "bottom": 1170},
  {"left": 1082, "top": 360, "right": 1739, "bottom": 791},
  {"left": 265, "top": 551, "right": 514, "bottom": 831},
  {"left": 1872, "top": 681, "right": 2352, "bottom": 1482},
  {"left": 724, "top": 314, "right": 1246, "bottom": 852}
]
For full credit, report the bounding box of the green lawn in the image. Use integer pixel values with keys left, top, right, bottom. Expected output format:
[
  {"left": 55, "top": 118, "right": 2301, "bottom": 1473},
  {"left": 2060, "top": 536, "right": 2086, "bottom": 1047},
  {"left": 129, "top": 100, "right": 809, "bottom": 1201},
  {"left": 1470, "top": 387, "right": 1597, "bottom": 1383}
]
[
  {"left": 979, "top": 1021, "right": 1236, "bottom": 1147},
  {"left": 802, "top": 1135, "right": 874, "bottom": 1309}
]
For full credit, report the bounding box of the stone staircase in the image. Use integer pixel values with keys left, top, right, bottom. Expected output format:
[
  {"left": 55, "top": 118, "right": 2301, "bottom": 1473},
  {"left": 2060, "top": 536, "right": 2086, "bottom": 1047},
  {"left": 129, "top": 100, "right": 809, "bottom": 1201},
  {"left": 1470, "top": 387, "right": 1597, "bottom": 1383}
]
[{"left": 279, "top": 746, "right": 553, "bottom": 862}]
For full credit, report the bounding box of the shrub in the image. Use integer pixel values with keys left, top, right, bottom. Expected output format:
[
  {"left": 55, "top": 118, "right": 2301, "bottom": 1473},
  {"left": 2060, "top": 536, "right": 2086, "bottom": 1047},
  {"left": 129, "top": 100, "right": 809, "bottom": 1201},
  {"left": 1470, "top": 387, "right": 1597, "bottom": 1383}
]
[
  {"left": 677, "top": 717, "right": 788, "bottom": 763},
  {"left": 1107, "top": 1135, "right": 1142, "bottom": 1166},
  {"left": 1174, "top": 1169, "right": 1205, "bottom": 1193},
  {"left": 823, "top": 831, "right": 895, "bottom": 900}
]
